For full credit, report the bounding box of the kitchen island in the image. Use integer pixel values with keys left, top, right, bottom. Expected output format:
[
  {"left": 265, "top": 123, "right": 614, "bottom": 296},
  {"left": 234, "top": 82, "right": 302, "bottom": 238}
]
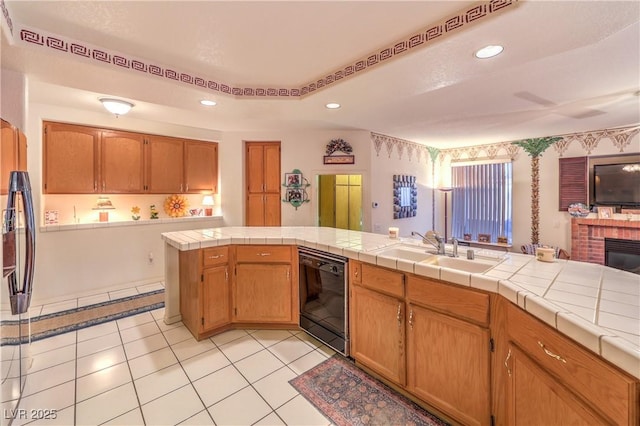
[{"left": 162, "top": 226, "right": 639, "bottom": 425}]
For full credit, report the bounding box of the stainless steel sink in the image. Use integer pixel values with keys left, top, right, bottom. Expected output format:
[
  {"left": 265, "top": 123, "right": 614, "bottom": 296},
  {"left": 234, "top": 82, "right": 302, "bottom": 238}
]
[{"left": 421, "top": 256, "right": 498, "bottom": 273}]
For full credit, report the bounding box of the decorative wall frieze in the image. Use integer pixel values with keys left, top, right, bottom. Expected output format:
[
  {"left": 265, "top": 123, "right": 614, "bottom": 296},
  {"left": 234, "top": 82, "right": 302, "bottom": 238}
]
[
  {"left": 1, "top": 0, "right": 13, "bottom": 35},
  {"left": 11, "top": 0, "right": 516, "bottom": 100},
  {"left": 437, "top": 124, "right": 640, "bottom": 162},
  {"left": 371, "top": 132, "right": 435, "bottom": 164}
]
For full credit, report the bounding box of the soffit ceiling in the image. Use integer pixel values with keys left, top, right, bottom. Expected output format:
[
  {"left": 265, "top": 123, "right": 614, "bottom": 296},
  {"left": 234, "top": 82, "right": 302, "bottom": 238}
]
[{"left": 1, "top": 0, "right": 639, "bottom": 148}]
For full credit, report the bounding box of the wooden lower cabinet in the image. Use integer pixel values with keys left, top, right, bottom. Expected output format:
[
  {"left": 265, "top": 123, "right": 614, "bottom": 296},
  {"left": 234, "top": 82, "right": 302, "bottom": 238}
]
[
  {"left": 507, "top": 344, "right": 608, "bottom": 425},
  {"left": 504, "top": 302, "right": 638, "bottom": 425},
  {"left": 350, "top": 284, "right": 405, "bottom": 385},
  {"left": 234, "top": 263, "right": 292, "bottom": 323},
  {"left": 202, "top": 265, "right": 230, "bottom": 331},
  {"left": 407, "top": 303, "right": 491, "bottom": 426},
  {"left": 180, "top": 247, "right": 230, "bottom": 340}
]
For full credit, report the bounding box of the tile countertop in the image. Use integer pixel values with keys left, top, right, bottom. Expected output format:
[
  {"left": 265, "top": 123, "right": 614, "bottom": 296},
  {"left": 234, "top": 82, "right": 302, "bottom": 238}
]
[{"left": 161, "top": 226, "right": 640, "bottom": 379}]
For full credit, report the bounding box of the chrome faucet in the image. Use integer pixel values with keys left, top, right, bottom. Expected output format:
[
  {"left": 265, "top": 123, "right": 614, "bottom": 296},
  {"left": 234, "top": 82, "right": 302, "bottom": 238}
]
[
  {"left": 451, "top": 237, "right": 459, "bottom": 257},
  {"left": 411, "top": 231, "right": 445, "bottom": 255}
]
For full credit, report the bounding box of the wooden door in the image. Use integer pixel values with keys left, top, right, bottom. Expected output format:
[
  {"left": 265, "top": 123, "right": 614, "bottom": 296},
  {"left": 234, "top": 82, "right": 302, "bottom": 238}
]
[
  {"left": 1, "top": 120, "right": 17, "bottom": 194},
  {"left": 245, "top": 141, "right": 281, "bottom": 226},
  {"left": 101, "top": 130, "right": 145, "bottom": 193},
  {"left": 185, "top": 140, "right": 218, "bottom": 193},
  {"left": 43, "top": 122, "right": 99, "bottom": 193},
  {"left": 350, "top": 285, "right": 405, "bottom": 385},
  {"left": 203, "top": 265, "right": 230, "bottom": 331},
  {"left": 234, "top": 263, "right": 291, "bottom": 322},
  {"left": 407, "top": 304, "right": 491, "bottom": 426},
  {"left": 146, "top": 135, "right": 184, "bottom": 193},
  {"left": 507, "top": 345, "right": 608, "bottom": 425}
]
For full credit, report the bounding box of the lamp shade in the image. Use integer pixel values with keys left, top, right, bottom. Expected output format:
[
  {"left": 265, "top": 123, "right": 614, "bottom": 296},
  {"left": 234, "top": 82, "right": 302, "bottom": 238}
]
[
  {"left": 202, "top": 195, "right": 214, "bottom": 206},
  {"left": 100, "top": 98, "right": 134, "bottom": 116}
]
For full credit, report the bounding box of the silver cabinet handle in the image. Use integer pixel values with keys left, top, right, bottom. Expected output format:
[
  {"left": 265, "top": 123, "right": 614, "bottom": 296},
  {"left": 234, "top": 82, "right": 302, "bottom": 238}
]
[
  {"left": 396, "top": 303, "right": 402, "bottom": 324},
  {"left": 258, "top": 253, "right": 271, "bottom": 256},
  {"left": 225, "top": 269, "right": 228, "bottom": 281},
  {"left": 538, "top": 341, "right": 567, "bottom": 363},
  {"left": 409, "top": 309, "right": 414, "bottom": 329},
  {"left": 208, "top": 254, "right": 223, "bottom": 259},
  {"left": 505, "top": 348, "right": 512, "bottom": 377}
]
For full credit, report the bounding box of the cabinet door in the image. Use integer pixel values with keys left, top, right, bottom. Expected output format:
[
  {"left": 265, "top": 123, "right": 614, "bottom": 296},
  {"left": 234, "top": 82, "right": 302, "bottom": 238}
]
[
  {"left": 17, "top": 130, "right": 27, "bottom": 171},
  {"left": 1, "top": 120, "right": 16, "bottom": 195},
  {"left": 407, "top": 304, "right": 490, "bottom": 426},
  {"left": 247, "top": 194, "right": 266, "bottom": 226},
  {"left": 350, "top": 285, "right": 405, "bottom": 385},
  {"left": 234, "top": 263, "right": 292, "bottom": 323},
  {"left": 146, "top": 135, "right": 184, "bottom": 193},
  {"left": 43, "top": 122, "right": 99, "bottom": 193},
  {"left": 507, "top": 345, "right": 608, "bottom": 425},
  {"left": 203, "top": 265, "right": 230, "bottom": 331},
  {"left": 246, "top": 144, "right": 265, "bottom": 194},
  {"left": 101, "top": 130, "right": 145, "bottom": 193},
  {"left": 263, "top": 143, "right": 281, "bottom": 193},
  {"left": 185, "top": 140, "right": 218, "bottom": 193},
  {"left": 264, "top": 193, "right": 281, "bottom": 226}
]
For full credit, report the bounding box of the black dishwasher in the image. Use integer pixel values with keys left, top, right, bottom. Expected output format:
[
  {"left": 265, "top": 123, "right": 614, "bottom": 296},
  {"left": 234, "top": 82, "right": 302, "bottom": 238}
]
[{"left": 298, "top": 247, "right": 349, "bottom": 356}]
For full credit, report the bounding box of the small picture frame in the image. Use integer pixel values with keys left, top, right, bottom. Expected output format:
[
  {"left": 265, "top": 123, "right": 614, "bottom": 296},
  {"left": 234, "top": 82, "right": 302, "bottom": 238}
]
[
  {"left": 45, "top": 210, "right": 59, "bottom": 225},
  {"left": 463, "top": 233, "right": 472, "bottom": 241},
  {"left": 598, "top": 206, "right": 613, "bottom": 219},
  {"left": 285, "top": 173, "right": 302, "bottom": 187},
  {"left": 478, "top": 233, "right": 491, "bottom": 243},
  {"left": 497, "top": 236, "right": 509, "bottom": 244},
  {"left": 286, "top": 188, "right": 304, "bottom": 203}
]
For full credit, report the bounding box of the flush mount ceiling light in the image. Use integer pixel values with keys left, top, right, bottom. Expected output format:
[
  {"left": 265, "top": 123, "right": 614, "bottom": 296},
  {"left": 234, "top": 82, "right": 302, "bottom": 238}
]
[
  {"left": 99, "top": 98, "right": 134, "bottom": 116},
  {"left": 200, "top": 99, "right": 217, "bottom": 106},
  {"left": 325, "top": 102, "right": 341, "bottom": 109},
  {"left": 475, "top": 45, "right": 504, "bottom": 59}
]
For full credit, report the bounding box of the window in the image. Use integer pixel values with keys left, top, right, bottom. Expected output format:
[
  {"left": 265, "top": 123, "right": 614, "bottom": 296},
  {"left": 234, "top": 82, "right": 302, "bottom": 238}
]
[{"left": 451, "top": 162, "right": 512, "bottom": 243}]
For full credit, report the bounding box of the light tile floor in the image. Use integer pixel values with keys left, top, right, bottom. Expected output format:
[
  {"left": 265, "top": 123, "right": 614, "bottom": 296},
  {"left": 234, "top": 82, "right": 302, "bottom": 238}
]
[{"left": 3, "top": 306, "right": 335, "bottom": 425}]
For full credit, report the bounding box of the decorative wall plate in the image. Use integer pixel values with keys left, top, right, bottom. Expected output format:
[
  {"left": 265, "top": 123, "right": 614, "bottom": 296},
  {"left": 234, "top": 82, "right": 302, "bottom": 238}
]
[{"left": 568, "top": 202, "right": 590, "bottom": 217}]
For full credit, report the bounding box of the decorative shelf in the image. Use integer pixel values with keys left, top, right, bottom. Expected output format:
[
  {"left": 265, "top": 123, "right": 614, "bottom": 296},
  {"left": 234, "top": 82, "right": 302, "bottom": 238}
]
[{"left": 282, "top": 169, "right": 310, "bottom": 210}]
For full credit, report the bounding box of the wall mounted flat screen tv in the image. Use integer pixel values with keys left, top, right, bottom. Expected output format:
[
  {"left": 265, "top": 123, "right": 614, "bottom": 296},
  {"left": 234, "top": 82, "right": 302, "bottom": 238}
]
[{"left": 593, "top": 163, "right": 640, "bottom": 206}]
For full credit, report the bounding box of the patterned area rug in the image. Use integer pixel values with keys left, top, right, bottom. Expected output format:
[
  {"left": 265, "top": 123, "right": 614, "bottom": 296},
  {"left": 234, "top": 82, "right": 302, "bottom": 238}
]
[
  {"left": 290, "top": 355, "right": 448, "bottom": 426},
  {"left": 1, "top": 290, "right": 164, "bottom": 345}
]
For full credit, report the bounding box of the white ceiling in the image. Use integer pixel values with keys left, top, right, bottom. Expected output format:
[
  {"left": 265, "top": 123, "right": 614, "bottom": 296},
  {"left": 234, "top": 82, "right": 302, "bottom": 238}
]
[{"left": 1, "top": 1, "right": 639, "bottom": 148}]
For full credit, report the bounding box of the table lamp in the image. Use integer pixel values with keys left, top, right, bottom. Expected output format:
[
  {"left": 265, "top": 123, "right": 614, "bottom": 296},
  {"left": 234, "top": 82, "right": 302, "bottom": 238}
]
[
  {"left": 202, "top": 195, "right": 214, "bottom": 216},
  {"left": 93, "top": 196, "right": 115, "bottom": 222}
]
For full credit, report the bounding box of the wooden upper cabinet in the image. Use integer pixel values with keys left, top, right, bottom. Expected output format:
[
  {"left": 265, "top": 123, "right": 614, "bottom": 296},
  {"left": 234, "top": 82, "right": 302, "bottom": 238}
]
[
  {"left": 145, "top": 135, "right": 184, "bottom": 193},
  {"left": 44, "top": 122, "right": 99, "bottom": 194},
  {"left": 101, "top": 130, "right": 145, "bottom": 193},
  {"left": 42, "top": 122, "right": 218, "bottom": 194},
  {"left": 1, "top": 120, "right": 16, "bottom": 194},
  {"left": 185, "top": 140, "right": 218, "bottom": 193},
  {"left": 263, "top": 144, "right": 281, "bottom": 193},
  {"left": 246, "top": 144, "right": 266, "bottom": 194}
]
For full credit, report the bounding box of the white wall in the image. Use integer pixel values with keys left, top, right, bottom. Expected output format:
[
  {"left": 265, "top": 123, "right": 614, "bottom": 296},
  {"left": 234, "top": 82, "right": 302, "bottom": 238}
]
[
  {"left": 220, "top": 130, "right": 372, "bottom": 229},
  {"left": 0, "top": 68, "right": 25, "bottom": 129},
  {"left": 369, "top": 141, "right": 433, "bottom": 239}
]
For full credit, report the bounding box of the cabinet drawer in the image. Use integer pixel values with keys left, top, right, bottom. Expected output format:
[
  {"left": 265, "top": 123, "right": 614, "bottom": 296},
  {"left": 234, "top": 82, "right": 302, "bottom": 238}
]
[
  {"left": 203, "top": 246, "right": 229, "bottom": 267},
  {"left": 236, "top": 245, "right": 292, "bottom": 263},
  {"left": 361, "top": 263, "right": 404, "bottom": 298},
  {"left": 508, "top": 303, "right": 637, "bottom": 425},
  {"left": 407, "top": 275, "right": 489, "bottom": 326}
]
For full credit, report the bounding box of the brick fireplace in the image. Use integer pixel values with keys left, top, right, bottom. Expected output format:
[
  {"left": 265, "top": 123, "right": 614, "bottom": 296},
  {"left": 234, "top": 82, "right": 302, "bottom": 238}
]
[{"left": 571, "top": 218, "right": 640, "bottom": 265}]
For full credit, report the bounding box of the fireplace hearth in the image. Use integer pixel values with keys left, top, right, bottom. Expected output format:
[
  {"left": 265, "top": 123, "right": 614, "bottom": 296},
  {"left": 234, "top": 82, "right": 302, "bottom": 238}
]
[{"left": 605, "top": 238, "right": 640, "bottom": 274}]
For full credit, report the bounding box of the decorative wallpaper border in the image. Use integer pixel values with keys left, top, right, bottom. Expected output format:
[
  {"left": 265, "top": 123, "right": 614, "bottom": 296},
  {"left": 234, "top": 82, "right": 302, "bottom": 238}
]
[
  {"left": 0, "top": 0, "right": 12, "bottom": 35},
  {"left": 7, "top": 0, "right": 516, "bottom": 99},
  {"left": 437, "top": 124, "right": 640, "bottom": 163},
  {"left": 371, "top": 132, "right": 434, "bottom": 164}
]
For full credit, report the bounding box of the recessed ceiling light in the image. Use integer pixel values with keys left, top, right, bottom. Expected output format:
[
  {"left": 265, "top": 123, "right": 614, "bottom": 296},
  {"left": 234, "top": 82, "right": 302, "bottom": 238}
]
[
  {"left": 200, "top": 99, "right": 217, "bottom": 106},
  {"left": 475, "top": 45, "right": 504, "bottom": 59},
  {"left": 326, "top": 102, "right": 341, "bottom": 109}
]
